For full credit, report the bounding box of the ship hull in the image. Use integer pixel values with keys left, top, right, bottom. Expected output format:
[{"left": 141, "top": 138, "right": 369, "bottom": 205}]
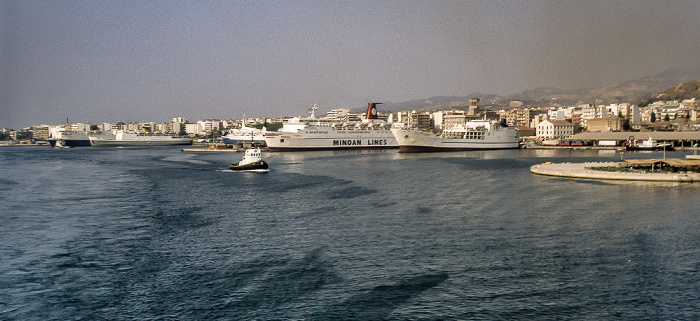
[
  {"left": 90, "top": 136, "right": 192, "bottom": 147},
  {"left": 265, "top": 130, "right": 398, "bottom": 152},
  {"left": 49, "top": 131, "right": 113, "bottom": 147},
  {"left": 222, "top": 138, "right": 266, "bottom": 146},
  {"left": 392, "top": 128, "right": 519, "bottom": 153},
  {"left": 268, "top": 145, "right": 396, "bottom": 152},
  {"left": 626, "top": 145, "right": 674, "bottom": 151},
  {"left": 230, "top": 160, "right": 269, "bottom": 171},
  {"left": 48, "top": 139, "right": 91, "bottom": 147},
  {"left": 397, "top": 144, "right": 520, "bottom": 153}
]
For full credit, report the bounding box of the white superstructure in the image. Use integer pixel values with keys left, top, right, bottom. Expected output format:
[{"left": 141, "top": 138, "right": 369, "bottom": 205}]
[
  {"left": 222, "top": 120, "right": 266, "bottom": 145},
  {"left": 264, "top": 103, "right": 398, "bottom": 151},
  {"left": 391, "top": 119, "right": 519, "bottom": 152}
]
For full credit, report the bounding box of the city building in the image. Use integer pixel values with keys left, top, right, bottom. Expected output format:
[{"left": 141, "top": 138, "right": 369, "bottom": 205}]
[
  {"left": 586, "top": 117, "right": 624, "bottom": 132},
  {"left": 536, "top": 120, "right": 574, "bottom": 140}
]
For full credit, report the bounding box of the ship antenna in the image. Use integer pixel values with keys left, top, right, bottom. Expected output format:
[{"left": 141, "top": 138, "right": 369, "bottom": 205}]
[{"left": 309, "top": 104, "right": 318, "bottom": 118}]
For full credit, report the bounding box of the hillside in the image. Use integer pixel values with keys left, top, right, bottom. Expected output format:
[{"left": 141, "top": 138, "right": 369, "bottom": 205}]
[
  {"left": 656, "top": 79, "right": 700, "bottom": 100},
  {"left": 375, "top": 68, "right": 700, "bottom": 113}
]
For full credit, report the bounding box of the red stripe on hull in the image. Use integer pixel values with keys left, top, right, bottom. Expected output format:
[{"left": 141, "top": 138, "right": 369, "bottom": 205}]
[{"left": 398, "top": 145, "right": 520, "bottom": 153}]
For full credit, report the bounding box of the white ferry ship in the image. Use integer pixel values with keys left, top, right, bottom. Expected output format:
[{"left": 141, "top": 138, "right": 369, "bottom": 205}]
[
  {"left": 391, "top": 119, "right": 519, "bottom": 152},
  {"left": 89, "top": 131, "right": 192, "bottom": 147},
  {"left": 264, "top": 103, "right": 398, "bottom": 152}
]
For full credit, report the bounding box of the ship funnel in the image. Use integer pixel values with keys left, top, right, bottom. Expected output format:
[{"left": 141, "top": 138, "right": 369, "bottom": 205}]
[{"left": 366, "top": 102, "right": 381, "bottom": 120}]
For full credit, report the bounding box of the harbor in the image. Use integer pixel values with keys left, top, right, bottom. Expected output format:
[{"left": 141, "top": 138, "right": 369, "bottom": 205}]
[
  {"left": 4, "top": 146, "right": 700, "bottom": 320},
  {"left": 3, "top": 1, "right": 700, "bottom": 319}
]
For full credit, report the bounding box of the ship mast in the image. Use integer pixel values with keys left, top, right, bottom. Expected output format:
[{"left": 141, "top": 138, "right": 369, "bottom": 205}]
[{"left": 309, "top": 104, "right": 318, "bottom": 118}]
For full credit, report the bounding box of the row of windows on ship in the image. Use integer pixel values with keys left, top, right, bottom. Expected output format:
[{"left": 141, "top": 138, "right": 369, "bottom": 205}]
[{"left": 443, "top": 131, "right": 486, "bottom": 139}]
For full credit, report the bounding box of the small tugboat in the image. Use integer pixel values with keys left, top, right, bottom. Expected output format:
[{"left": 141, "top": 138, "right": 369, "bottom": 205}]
[{"left": 230, "top": 146, "right": 269, "bottom": 172}]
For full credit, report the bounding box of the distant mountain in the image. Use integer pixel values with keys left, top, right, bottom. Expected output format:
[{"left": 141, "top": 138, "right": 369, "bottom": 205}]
[
  {"left": 373, "top": 68, "right": 700, "bottom": 113},
  {"left": 379, "top": 94, "right": 504, "bottom": 112},
  {"left": 584, "top": 68, "right": 700, "bottom": 103},
  {"left": 655, "top": 79, "right": 700, "bottom": 100}
]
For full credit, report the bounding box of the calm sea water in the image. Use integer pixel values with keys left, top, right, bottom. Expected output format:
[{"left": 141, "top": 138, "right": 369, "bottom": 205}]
[{"left": 1, "top": 146, "right": 699, "bottom": 320}]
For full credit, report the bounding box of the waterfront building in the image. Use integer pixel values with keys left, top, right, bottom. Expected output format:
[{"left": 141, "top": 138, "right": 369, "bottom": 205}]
[
  {"left": 536, "top": 120, "right": 574, "bottom": 140},
  {"left": 515, "top": 126, "right": 535, "bottom": 138},
  {"left": 30, "top": 125, "right": 50, "bottom": 141},
  {"left": 530, "top": 113, "right": 548, "bottom": 130}
]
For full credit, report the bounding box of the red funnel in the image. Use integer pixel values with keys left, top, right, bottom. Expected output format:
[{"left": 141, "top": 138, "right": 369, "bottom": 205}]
[{"left": 366, "top": 103, "right": 381, "bottom": 120}]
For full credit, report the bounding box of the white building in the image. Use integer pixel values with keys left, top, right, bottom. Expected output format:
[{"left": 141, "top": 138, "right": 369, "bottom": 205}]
[
  {"left": 388, "top": 111, "right": 411, "bottom": 124},
  {"left": 536, "top": 120, "right": 574, "bottom": 140},
  {"left": 530, "top": 113, "right": 548, "bottom": 129},
  {"left": 70, "top": 123, "right": 92, "bottom": 132},
  {"left": 185, "top": 123, "right": 202, "bottom": 135},
  {"left": 197, "top": 120, "right": 222, "bottom": 133}
]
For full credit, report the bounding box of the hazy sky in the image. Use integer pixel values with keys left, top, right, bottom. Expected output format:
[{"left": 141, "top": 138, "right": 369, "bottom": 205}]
[{"left": 2, "top": 0, "right": 699, "bottom": 129}]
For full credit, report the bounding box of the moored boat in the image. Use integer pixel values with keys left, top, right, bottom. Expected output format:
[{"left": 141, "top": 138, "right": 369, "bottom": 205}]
[
  {"left": 391, "top": 119, "right": 519, "bottom": 152},
  {"left": 230, "top": 146, "right": 269, "bottom": 172},
  {"left": 89, "top": 131, "right": 192, "bottom": 147},
  {"left": 625, "top": 137, "right": 674, "bottom": 151},
  {"left": 222, "top": 120, "right": 266, "bottom": 146},
  {"left": 48, "top": 131, "right": 114, "bottom": 147},
  {"left": 264, "top": 103, "right": 398, "bottom": 152}
]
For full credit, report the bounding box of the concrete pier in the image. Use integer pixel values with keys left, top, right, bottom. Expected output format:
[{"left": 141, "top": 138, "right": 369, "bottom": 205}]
[{"left": 531, "top": 161, "right": 700, "bottom": 182}]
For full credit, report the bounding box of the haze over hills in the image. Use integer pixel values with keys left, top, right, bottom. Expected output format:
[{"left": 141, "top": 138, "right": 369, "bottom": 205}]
[{"left": 375, "top": 68, "right": 700, "bottom": 113}]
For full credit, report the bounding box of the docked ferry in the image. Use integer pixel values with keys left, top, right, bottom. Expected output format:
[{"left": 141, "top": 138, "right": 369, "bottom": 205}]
[
  {"left": 48, "top": 131, "right": 114, "bottom": 148},
  {"left": 264, "top": 103, "right": 398, "bottom": 152},
  {"left": 89, "top": 131, "right": 192, "bottom": 147},
  {"left": 391, "top": 119, "right": 519, "bottom": 152}
]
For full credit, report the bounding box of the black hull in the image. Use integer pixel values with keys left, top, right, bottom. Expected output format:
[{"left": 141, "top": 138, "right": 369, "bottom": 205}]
[
  {"left": 626, "top": 146, "right": 674, "bottom": 151},
  {"left": 230, "top": 160, "right": 269, "bottom": 171},
  {"left": 48, "top": 139, "right": 91, "bottom": 147}
]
